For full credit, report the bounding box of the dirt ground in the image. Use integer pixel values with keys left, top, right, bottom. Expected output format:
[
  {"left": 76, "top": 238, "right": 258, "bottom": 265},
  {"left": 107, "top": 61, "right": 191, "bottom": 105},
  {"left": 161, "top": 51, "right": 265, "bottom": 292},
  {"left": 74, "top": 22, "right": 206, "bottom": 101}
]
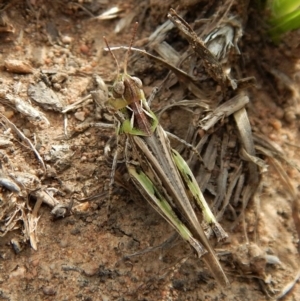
[{"left": 1, "top": 1, "right": 300, "bottom": 300}]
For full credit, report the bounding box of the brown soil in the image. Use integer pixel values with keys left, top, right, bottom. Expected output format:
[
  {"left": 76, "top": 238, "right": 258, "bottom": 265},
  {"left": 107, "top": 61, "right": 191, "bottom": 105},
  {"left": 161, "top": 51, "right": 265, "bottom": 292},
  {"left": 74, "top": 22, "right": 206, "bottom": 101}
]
[{"left": 1, "top": 1, "right": 300, "bottom": 300}]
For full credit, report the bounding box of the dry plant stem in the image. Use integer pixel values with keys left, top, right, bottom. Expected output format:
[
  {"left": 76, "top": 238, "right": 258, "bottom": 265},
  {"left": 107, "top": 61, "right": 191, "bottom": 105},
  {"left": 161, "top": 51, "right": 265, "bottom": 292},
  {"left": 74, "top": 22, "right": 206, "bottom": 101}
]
[
  {"left": 252, "top": 182, "right": 263, "bottom": 244},
  {"left": 168, "top": 8, "right": 227, "bottom": 91},
  {"left": 147, "top": 18, "right": 176, "bottom": 45},
  {"left": 240, "top": 148, "right": 268, "bottom": 171},
  {"left": 32, "top": 194, "right": 43, "bottom": 217},
  {"left": 63, "top": 114, "right": 68, "bottom": 137},
  {"left": 157, "top": 99, "right": 210, "bottom": 118},
  {"left": 61, "top": 94, "right": 93, "bottom": 113},
  {"left": 31, "top": 189, "right": 60, "bottom": 208},
  {"left": 230, "top": 108, "right": 260, "bottom": 229},
  {"left": 276, "top": 270, "right": 300, "bottom": 300},
  {"left": 2, "top": 207, "right": 20, "bottom": 234},
  {"left": 104, "top": 46, "right": 206, "bottom": 99},
  {"left": 196, "top": 0, "right": 235, "bottom": 39},
  {"left": 200, "top": 94, "right": 249, "bottom": 130},
  {"left": 0, "top": 113, "right": 46, "bottom": 172},
  {"left": 217, "top": 163, "right": 243, "bottom": 220},
  {"left": 95, "top": 6, "right": 123, "bottom": 20},
  {"left": 22, "top": 207, "right": 40, "bottom": 250},
  {"left": 254, "top": 135, "right": 300, "bottom": 173}
]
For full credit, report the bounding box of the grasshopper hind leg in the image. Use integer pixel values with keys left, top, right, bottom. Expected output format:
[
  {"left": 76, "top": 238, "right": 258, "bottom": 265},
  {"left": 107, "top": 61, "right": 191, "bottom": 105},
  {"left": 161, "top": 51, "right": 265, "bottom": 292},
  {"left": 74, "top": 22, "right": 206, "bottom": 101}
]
[{"left": 104, "top": 131, "right": 127, "bottom": 216}]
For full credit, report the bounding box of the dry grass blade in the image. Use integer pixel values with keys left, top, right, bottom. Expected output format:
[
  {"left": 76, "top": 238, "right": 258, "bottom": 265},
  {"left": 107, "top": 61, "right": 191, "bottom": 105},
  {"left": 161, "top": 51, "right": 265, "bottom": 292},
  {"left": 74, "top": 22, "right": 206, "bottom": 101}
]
[
  {"left": 254, "top": 134, "right": 300, "bottom": 173},
  {"left": 233, "top": 107, "right": 256, "bottom": 156},
  {"left": 239, "top": 148, "right": 268, "bottom": 171},
  {"left": 0, "top": 113, "right": 46, "bottom": 172},
  {"left": 276, "top": 270, "right": 300, "bottom": 300},
  {"left": 0, "top": 199, "right": 22, "bottom": 237},
  {"left": 157, "top": 99, "right": 210, "bottom": 118},
  {"left": 95, "top": 6, "right": 123, "bottom": 20},
  {"left": 216, "top": 163, "right": 243, "bottom": 219},
  {"left": 26, "top": 197, "right": 43, "bottom": 250},
  {"left": 200, "top": 94, "right": 249, "bottom": 130},
  {"left": 61, "top": 94, "right": 93, "bottom": 114},
  {"left": 1, "top": 94, "right": 50, "bottom": 125}
]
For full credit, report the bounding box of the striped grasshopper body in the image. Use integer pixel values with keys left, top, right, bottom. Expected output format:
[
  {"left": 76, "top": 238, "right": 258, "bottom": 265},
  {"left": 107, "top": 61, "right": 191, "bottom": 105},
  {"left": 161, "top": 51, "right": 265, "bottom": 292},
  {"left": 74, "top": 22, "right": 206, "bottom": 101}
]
[{"left": 105, "top": 29, "right": 229, "bottom": 287}]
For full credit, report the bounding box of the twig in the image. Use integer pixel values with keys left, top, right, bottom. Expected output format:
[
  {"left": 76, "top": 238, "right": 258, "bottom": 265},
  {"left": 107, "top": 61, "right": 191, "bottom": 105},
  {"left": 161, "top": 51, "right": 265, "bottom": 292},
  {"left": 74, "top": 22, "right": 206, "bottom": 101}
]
[
  {"left": 276, "top": 270, "right": 300, "bottom": 300},
  {"left": 0, "top": 113, "right": 46, "bottom": 172}
]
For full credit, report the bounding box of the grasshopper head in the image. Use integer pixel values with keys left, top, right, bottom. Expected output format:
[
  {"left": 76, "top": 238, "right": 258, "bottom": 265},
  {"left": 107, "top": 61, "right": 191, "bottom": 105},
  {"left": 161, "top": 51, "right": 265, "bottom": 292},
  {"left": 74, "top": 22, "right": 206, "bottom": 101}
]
[{"left": 111, "top": 73, "right": 144, "bottom": 110}]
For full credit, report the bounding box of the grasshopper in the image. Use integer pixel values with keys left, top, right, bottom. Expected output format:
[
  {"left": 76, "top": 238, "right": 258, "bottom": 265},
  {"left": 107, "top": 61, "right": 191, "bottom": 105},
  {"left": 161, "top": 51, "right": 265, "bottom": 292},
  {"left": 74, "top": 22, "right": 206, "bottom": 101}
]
[{"left": 104, "top": 24, "right": 229, "bottom": 287}]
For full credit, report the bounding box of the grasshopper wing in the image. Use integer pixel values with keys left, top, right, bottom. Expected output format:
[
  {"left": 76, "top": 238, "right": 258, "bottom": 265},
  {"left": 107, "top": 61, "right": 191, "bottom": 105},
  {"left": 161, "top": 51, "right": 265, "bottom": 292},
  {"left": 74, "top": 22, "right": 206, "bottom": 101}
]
[
  {"left": 172, "top": 149, "right": 228, "bottom": 241},
  {"left": 127, "top": 164, "right": 206, "bottom": 258}
]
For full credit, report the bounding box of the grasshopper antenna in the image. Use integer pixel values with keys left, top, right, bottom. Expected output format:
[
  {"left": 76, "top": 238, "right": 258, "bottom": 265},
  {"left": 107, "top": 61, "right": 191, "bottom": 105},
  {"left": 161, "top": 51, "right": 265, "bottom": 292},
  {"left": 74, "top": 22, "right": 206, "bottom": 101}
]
[
  {"left": 124, "top": 22, "right": 138, "bottom": 74},
  {"left": 103, "top": 36, "right": 120, "bottom": 79}
]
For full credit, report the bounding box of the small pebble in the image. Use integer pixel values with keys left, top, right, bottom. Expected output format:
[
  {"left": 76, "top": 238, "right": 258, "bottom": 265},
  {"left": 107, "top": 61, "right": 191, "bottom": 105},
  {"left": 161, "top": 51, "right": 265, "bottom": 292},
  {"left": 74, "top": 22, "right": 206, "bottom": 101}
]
[
  {"left": 61, "top": 35, "right": 73, "bottom": 44},
  {"left": 3, "top": 110, "right": 14, "bottom": 119},
  {"left": 10, "top": 266, "right": 26, "bottom": 278},
  {"left": 44, "top": 57, "right": 52, "bottom": 65},
  {"left": 59, "top": 240, "right": 68, "bottom": 248},
  {"left": 74, "top": 111, "right": 86, "bottom": 121},
  {"left": 31, "top": 259, "right": 40, "bottom": 267},
  {"left": 86, "top": 217, "right": 93, "bottom": 223},
  {"left": 73, "top": 202, "right": 90, "bottom": 213},
  {"left": 4, "top": 59, "right": 34, "bottom": 74},
  {"left": 270, "top": 119, "right": 282, "bottom": 131},
  {"left": 43, "top": 286, "right": 57, "bottom": 296},
  {"left": 80, "top": 44, "right": 89, "bottom": 55},
  {"left": 274, "top": 107, "right": 284, "bottom": 119},
  {"left": 14, "top": 45, "right": 22, "bottom": 51},
  {"left": 160, "top": 112, "right": 169, "bottom": 120},
  {"left": 70, "top": 228, "right": 80, "bottom": 235},
  {"left": 23, "top": 128, "right": 31, "bottom": 137},
  {"left": 53, "top": 83, "right": 61, "bottom": 90},
  {"left": 284, "top": 109, "right": 296, "bottom": 123},
  {"left": 82, "top": 262, "right": 99, "bottom": 277},
  {"left": 261, "top": 125, "right": 272, "bottom": 135}
]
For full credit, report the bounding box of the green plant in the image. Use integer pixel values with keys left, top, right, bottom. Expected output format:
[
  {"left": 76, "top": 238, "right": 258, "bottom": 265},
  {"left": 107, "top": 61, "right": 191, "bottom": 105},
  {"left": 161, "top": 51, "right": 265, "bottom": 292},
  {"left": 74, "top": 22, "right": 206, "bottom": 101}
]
[{"left": 267, "top": 0, "right": 300, "bottom": 39}]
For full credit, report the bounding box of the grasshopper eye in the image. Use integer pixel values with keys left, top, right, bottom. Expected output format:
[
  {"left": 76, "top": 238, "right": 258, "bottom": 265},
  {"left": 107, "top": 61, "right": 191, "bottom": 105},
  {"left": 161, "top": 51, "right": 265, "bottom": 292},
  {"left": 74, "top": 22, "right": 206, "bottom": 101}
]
[
  {"left": 131, "top": 77, "right": 143, "bottom": 89},
  {"left": 113, "top": 81, "right": 125, "bottom": 96}
]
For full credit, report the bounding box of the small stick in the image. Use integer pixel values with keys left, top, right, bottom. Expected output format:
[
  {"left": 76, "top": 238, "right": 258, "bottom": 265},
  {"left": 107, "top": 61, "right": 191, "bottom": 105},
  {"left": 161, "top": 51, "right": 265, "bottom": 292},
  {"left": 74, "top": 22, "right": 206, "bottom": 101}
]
[{"left": 0, "top": 113, "right": 46, "bottom": 172}]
